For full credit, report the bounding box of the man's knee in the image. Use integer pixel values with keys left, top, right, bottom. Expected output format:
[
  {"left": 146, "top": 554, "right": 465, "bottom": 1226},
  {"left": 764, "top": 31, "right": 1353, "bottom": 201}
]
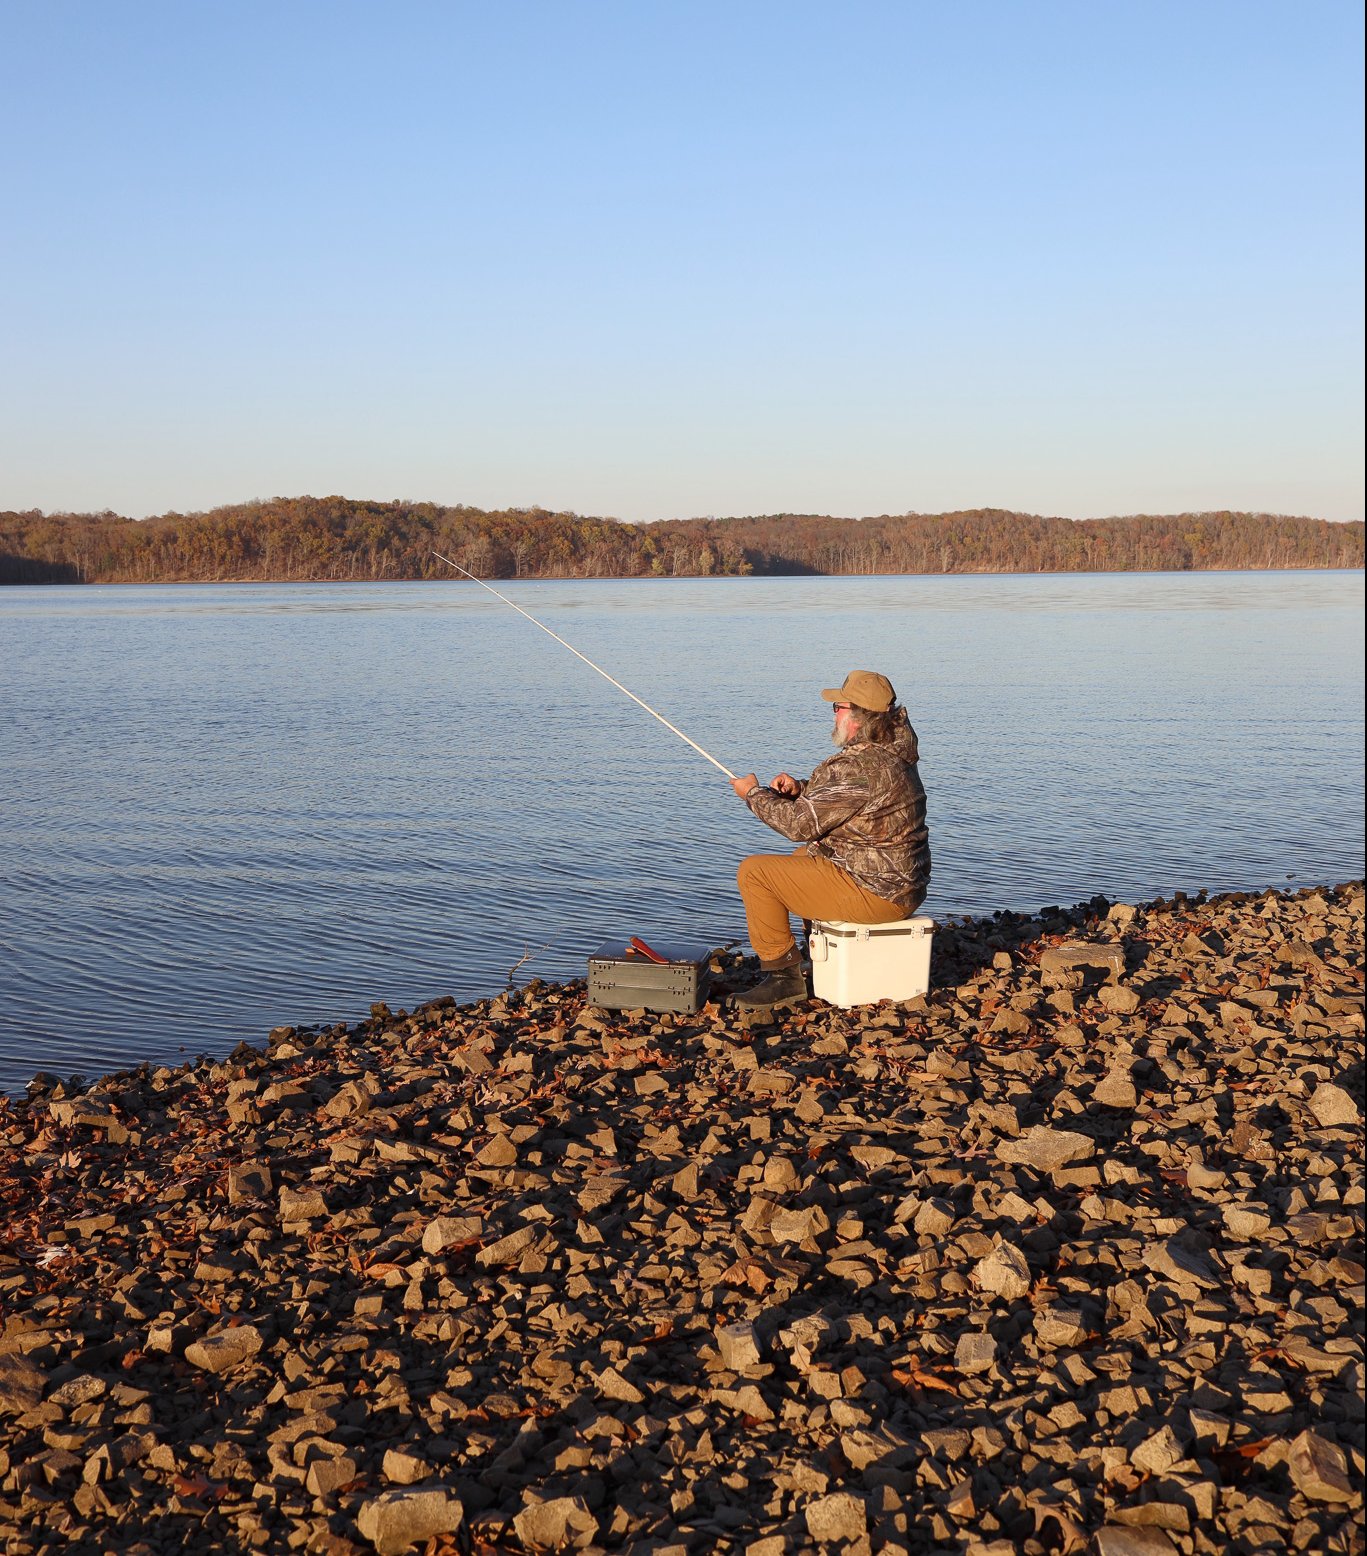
[{"left": 737, "top": 854, "right": 766, "bottom": 893}]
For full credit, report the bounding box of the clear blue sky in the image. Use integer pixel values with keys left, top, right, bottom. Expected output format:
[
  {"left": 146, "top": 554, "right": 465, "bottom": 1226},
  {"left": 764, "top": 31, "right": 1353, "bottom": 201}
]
[{"left": 2, "top": 1, "right": 1362, "bottom": 522}]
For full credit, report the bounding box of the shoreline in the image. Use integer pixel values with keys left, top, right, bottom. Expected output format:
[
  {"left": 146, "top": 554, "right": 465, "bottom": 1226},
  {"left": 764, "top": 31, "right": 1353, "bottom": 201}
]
[
  {"left": 5, "top": 564, "right": 1364, "bottom": 589},
  {"left": 1, "top": 880, "right": 1362, "bottom": 1553}
]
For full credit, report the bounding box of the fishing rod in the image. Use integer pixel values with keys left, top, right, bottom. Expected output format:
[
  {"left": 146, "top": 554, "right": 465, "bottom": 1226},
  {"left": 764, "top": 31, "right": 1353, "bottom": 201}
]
[{"left": 430, "top": 550, "right": 739, "bottom": 781}]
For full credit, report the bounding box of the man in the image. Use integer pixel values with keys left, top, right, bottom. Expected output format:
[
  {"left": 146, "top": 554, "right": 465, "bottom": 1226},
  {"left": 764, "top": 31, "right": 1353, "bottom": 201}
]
[{"left": 728, "top": 670, "right": 930, "bottom": 1007}]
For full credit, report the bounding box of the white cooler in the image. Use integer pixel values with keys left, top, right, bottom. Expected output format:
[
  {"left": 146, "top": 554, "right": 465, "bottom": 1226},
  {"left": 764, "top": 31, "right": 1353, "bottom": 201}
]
[{"left": 809, "top": 916, "right": 934, "bottom": 1007}]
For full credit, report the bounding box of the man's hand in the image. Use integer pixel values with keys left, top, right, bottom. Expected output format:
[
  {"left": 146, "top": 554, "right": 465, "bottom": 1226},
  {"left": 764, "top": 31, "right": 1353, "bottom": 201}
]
[
  {"left": 772, "top": 772, "right": 802, "bottom": 796},
  {"left": 731, "top": 773, "right": 761, "bottom": 800}
]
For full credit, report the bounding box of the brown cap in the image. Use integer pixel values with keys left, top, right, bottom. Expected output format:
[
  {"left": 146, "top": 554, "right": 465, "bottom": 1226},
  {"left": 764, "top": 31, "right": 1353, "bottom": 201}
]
[{"left": 821, "top": 670, "right": 896, "bottom": 713}]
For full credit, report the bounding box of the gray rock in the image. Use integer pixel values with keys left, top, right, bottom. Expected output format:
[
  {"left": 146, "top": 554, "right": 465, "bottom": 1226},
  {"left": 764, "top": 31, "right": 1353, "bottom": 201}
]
[
  {"left": 840, "top": 1425, "right": 913, "bottom": 1471},
  {"left": 357, "top": 1489, "right": 465, "bottom": 1554},
  {"left": 746, "top": 1539, "right": 787, "bottom": 1556},
  {"left": 323, "top": 1080, "right": 373, "bottom": 1118}
]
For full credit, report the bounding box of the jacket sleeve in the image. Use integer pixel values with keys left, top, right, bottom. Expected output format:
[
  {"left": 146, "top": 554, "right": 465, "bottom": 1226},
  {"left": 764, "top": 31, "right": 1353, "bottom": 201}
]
[{"left": 744, "top": 754, "right": 869, "bottom": 842}]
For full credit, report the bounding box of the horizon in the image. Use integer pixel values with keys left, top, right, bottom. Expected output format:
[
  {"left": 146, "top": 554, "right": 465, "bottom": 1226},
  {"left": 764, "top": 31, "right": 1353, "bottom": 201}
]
[{"left": 2, "top": 2, "right": 1363, "bottom": 524}]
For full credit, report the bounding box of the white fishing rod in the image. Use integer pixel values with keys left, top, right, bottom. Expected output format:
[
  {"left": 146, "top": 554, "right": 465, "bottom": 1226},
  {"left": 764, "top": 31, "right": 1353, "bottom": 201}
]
[{"left": 431, "top": 550, "right": 739, "bottom": 781}]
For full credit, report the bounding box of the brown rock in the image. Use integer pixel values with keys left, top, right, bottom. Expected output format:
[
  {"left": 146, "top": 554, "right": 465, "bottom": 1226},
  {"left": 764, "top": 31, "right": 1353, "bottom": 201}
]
[
  {"left": 382, "top": 1447, "right": 431, "bottom": 1486},
  {"left": 973, "top": 1241, "right": 1032, "bottom": 1301},
  {"left": 1039, "top": 944, "right": 1124, "bottom": 980},
  {"left": 955, "top": 1333, "right": 997, "bottom": 1374},
  {"left": 804, "top": 1491, "right": 867, "bottom": 1543},
  {"left": 324, "top": 1081, "right": 374, "bottom": 1119},
  {"left": 717, "top": 1321, "right": 763, "bottom": 1371},
  {"left": 1094, "top": 1069, "right": 1138, "bottom": 1108},
  {"left": 513, "top": 1495, "right": 598, "bottom": 1550},
  {"left": 279, "top": 1185, "right": 329, "bottom": 1222},
  {"left": 1094, "top": 1529, "right": 1178, "bottom": 1555},
  {"left": 0, "top": 1354, "right": 44, "bottom": 1417},
  {"left": 1310, "top": 1083, "right": 1360, "bottom": 1128},
  {"left": 183, "top": 1324, "right": 264, "bottom": 1373},
  {"left": 422, "top": 1215, "right": 483, "bottom": 1255},
  {"left": 1098, "top": 984, "right": 1141, "bottom": 1014},
  {"left": 476, "top": 1226, "right": 537, "bottom": 1266},
  {"left": 595, "top": 1366, "right": 644, "bottom": 1404},
  {"left": 996, "top": 1126, "right": 1094, "bottom": 1172},
  {"left": 1287, "top": 1429, "right": 1355, "bottom": 1503},
  {"left": 307, "top": 1454, "right": 358, "bottom": 1496},
  {"left": 357, "top": 1489, "right": 464, "bottom": 1554},
  {"left": 1130, "top": 1425, "right": 1183, "bottom": 1476},
  {"left": 227, "top": 1161, "right": 273, "bottom": 1203},
  {"left": 476, "top": 1133, "right": 518, "bottom": 1168},
  {"left": 1141, "top": 1239, "right": 1217, "bottom": 1290}
]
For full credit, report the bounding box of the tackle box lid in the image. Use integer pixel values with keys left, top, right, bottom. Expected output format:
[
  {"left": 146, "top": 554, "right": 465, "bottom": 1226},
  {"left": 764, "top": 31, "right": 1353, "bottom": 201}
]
[{"left": 588, "top": 938, "right": 712, "bottom": 968}]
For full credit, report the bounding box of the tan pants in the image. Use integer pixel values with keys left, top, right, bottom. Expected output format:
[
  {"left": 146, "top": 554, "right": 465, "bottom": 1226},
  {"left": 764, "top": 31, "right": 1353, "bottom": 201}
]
[{"left": 737, "top": 848, "right": 909, "bottom": 964}]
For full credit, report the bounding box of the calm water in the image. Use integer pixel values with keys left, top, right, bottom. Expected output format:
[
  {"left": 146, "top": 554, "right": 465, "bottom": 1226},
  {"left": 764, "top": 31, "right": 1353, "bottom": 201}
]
[{"left": 2, "top": 571, "right": 1362, "bottom": 1092}]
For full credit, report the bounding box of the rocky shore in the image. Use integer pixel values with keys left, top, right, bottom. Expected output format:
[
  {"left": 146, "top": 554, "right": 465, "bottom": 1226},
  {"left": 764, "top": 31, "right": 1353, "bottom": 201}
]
[{"left": 1, "top": 881, "right": 1362, "bottom": 1556}]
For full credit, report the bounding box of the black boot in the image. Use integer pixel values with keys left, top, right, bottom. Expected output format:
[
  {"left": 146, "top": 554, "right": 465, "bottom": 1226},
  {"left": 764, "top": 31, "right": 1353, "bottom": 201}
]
[{"left": 736, "top": 962, "right": 807, "bottom": 1009}]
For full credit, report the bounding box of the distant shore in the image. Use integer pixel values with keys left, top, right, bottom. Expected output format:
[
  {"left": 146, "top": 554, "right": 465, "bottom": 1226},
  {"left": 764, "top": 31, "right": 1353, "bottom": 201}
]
[
  {"left": 3, "top": 497, "right": 1361, "bottom": 584},
  {"left": 0, "top": 879, "right": 1362, "bottom": 1553},
  {"left": 5, "top": 563, "right": 1366, "bottom": 588}
]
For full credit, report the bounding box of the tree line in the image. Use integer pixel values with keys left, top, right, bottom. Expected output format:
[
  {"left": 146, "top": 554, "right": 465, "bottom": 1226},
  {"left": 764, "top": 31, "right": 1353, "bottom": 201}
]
[{"left": 1, "top": 496, "right": 1361, "bottom": 584}]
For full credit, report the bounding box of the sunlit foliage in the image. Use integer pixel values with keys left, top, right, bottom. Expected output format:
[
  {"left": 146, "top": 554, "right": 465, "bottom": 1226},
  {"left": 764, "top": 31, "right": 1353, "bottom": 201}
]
[{"left": 0, "top": 497, "right": 1360, "bottom": 584}]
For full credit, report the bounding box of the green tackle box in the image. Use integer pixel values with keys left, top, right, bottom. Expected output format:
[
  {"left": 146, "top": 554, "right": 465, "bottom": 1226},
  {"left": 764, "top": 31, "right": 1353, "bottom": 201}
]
[{"left": 587, "top": 940, "right": 711, "bottom": 1014}]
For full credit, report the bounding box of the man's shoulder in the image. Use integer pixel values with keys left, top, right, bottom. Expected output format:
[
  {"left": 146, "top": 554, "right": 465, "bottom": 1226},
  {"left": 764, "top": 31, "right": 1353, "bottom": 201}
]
[{"left": 812, "top": 742, "right": 896, "bottom": 782}]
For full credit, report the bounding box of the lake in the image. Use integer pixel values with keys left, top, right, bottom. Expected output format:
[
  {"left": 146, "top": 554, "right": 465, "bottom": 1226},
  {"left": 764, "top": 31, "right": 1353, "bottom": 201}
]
[{"left": 1, "top": 570, "right": 1362, "bottom": 1093}]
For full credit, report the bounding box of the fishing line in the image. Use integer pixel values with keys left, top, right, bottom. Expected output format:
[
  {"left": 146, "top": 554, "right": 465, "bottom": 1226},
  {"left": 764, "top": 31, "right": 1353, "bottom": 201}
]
[{"left": 431, "top": 550, "right": 738, "bottom": 781}]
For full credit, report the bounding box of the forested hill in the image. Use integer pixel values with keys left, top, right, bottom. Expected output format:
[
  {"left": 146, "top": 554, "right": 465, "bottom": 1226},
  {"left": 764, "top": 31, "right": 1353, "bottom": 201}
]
[{"left": 1, "top": 497, "right": 1361, "bottom": 583}]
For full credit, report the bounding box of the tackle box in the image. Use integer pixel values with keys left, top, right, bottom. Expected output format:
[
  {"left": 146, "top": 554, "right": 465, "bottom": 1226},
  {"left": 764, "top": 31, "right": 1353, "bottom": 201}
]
[
  {"left": 809, "top": 916, "right": 934, "bottom": 1007},
  {"left": 587, "top": 939, "right": 711, "bottom": 1013}
]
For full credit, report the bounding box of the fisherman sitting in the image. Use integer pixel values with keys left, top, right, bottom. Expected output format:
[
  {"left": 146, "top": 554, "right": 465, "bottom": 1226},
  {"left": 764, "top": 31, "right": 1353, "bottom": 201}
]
[{"left": 729, "top": 670, "right": 930, "bottom": 1007}]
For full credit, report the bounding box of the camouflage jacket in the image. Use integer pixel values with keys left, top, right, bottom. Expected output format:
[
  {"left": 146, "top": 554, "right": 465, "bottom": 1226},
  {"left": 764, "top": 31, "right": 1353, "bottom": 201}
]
[{"left": 744, "top": 712, "right": 930, "bottom": 909}]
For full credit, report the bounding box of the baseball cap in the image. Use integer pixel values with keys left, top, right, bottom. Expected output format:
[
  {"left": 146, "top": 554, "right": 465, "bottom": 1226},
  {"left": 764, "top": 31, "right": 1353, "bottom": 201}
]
[{"left": 821, "top": 670, "right": 896, "bottom": 713}]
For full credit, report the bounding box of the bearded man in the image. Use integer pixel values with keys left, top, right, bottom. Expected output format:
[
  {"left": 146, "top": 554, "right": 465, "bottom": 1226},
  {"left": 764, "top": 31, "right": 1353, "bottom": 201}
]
[{"left": 729, "top": 670, "right": 930, "bottom": 1008}]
